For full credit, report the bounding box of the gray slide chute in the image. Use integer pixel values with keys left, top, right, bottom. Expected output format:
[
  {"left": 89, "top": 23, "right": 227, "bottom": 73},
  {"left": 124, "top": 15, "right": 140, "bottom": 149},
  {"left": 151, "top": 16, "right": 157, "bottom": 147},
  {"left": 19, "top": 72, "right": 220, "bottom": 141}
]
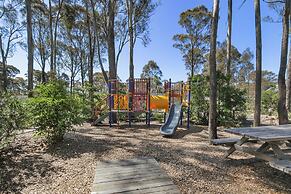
[{"left": 160, "top": 103, "right": 182, "bottom": 136}]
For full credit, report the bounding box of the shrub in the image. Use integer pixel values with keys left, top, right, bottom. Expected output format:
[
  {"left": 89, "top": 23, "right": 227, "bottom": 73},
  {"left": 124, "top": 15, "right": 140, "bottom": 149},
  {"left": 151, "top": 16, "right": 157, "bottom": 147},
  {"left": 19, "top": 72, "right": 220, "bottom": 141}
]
[
  {"left": 262, "top": 88, "right": 278, "bottom": 116},
  {"left": 0, "top": 93, "right": 26, "bottom": 150},
  {"left": 28, "top": 81, "right": 85, "bottom": 144},
  {"left": 190, "top": 74, "right": 209, "bottom": 124},
  {"left": 190, "top": 72, "right": 247, "bottom": 127}
]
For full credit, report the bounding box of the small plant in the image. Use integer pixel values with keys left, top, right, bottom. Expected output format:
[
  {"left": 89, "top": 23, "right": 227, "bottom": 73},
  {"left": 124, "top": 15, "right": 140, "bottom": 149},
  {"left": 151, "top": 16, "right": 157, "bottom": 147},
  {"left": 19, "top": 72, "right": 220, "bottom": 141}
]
[
  {"left": 28, "top": 81, "right": 85, "bottom": 144},
  {"left": 0, "top": 93, "right": 26, "bottom": 150}
]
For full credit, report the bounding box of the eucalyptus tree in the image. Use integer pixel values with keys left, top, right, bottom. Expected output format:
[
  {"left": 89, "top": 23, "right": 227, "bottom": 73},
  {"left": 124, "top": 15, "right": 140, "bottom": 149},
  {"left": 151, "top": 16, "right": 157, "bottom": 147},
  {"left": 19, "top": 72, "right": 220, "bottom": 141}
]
[
  {"left": 140, "top": 60, "right": 163, "bottom": 94},
  {"left": 48, "top": 0, "right": 64, "bottom": 79},
  {"left": 173, "top": 5, "right": 211, "bottom": 77},
  {"left": 254, "top": 0, "right": 262, "bottom": 127},
  {"left": 277, "top": 0, "right": 289, "bottom": 124},
  {"left": 262, "top": 0, "right": 290, "bottom": 123},
  {"left": 25, "top": 0, "right": 33, "bottom": 93},
  {"left": 0, "top": 0, "right": 23, "bottom": 92},
  {"left": 226, "top": 0, "right": 232, "bottom": 76},
  {"left": 209, "top": 0, "right": 219, "bottom": 140},
  {"left": 89, "top": 0, "right": 108, "bottom": 84},
  {"left": 32, "top": 0, "right": 49, "bottom": 83},
  {"left": 125, "top": 0, "right": 157, "bottom": 80}
]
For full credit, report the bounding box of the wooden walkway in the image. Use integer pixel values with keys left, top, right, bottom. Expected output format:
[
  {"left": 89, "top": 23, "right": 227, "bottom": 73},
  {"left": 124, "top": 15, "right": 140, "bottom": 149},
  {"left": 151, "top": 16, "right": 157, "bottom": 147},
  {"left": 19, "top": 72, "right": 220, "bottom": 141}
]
[{"left": 91, "top": 158, "right": 180, "bottom": 194}]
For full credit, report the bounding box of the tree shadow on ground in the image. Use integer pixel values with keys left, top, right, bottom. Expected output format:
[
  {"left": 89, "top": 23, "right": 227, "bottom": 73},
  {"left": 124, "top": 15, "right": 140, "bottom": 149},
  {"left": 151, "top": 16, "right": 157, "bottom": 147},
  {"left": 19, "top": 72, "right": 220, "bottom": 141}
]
[
  {"left": 223, "top": 157, "right": 291, "bottom": 192},
  {"left": 47, "top": 132, "right": 130, "bottom": 160},
  {"left": 0, "top": 144, "right": 62, "bottom": 193},
  {"left": 171, "top": 125, "right": 205, "bottom": 139}
]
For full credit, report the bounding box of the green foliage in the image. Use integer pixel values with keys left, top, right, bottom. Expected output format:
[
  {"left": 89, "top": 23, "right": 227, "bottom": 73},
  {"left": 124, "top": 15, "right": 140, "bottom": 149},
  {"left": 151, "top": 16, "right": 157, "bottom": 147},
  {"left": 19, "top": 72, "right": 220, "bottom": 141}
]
[
  {"left": 28, "top": 81, "right": 85, "bottom": 144},
  {"left": 173, "top": 5, "right": 211, "bottom": 75},
  {"left": 190, "top": 72, "right": 247, "bottom": 126},
  {"left": 0, "top": 93, "right": 26, "bottom": 150},
  {"left": 262, "top": 88, "right": 278, "bottom": 116},
  {"left": 190, "top": 74, "right": 209, "bottom": 124},
  {"left": 140, "top": 60, "right": 163, "bottom": 93},
  {"left": 217, "top": 73, "right": 247, "bottom": 126}
]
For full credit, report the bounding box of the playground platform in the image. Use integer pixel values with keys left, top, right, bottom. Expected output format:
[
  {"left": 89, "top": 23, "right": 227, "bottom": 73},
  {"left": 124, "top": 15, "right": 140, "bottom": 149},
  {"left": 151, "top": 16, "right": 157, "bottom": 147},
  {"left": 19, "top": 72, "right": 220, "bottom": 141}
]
[{"left": 91, "top": 158, "right": 180, "bottom": 194}]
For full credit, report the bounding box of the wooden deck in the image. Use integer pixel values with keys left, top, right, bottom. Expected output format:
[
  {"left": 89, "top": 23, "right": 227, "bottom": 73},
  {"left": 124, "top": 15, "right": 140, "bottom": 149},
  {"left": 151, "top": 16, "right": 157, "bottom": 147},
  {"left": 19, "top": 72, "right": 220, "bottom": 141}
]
[{"left": 91, "top": 158, "right": 180, "bottom": 194}]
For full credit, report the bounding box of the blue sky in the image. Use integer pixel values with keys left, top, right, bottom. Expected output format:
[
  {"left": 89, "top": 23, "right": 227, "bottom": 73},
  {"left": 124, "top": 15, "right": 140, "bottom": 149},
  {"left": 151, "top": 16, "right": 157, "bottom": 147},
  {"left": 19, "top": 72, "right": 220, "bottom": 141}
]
[{"left": 8, "top": 0, "right": 283, "bottom": 82}]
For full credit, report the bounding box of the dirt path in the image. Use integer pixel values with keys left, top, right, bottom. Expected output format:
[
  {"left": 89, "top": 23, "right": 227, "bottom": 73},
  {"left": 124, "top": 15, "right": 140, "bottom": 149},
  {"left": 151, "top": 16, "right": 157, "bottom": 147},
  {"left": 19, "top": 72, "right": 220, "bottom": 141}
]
[{"left": 1, "top": 123, "right": 291, "bottom": 193}]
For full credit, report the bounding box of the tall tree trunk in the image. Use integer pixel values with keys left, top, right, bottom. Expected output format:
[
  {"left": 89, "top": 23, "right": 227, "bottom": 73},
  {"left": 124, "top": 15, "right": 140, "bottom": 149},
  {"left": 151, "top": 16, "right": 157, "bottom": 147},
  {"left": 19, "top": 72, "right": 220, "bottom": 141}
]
[
  {"left": 287, "top": 46, "right": 291, "bottom": 111},
  {"left": 49, "top": 0, "right": 54, "bottom": 80},
  {"left": 127, "top": 0, "right": 134, "bottom": 117},
  {"left": 85, "top": 1, "right": 95, "bottom": 120},
  {"left": 41, "top": 65, "right": 46, "bottom": 83},
  {"left": 108, "top": 0, "right": 116, "bottom": 79},
  {"left": 127, "top": 0, "right": 134, "bottom": 80},
  {"left": 90, "top": 0, "right": 108, "bottom": 84},
  {"left": 209, "top": 0, "right": 219, "bottom": 140},
  {"left": 226, "top": 0, "right": 232, "bottom": 77},
  {"left": 278, "top": 0, "right": 289, "bottom": 125},
  {"left": 191, "top": 43, "right": 194, "bottom": 78},
  {"left": 0, "top": 35, "right": 7, "bottom": 92},
  {"left": 80, "top": 53, "right": 84, "bottom": 87},
  {"left": 254, "top": 0, "right": 262, "bottom": 127},
  {"left": 53, "top": 0, "right": 63, "bottom": 75},
  {"left": 26, "top": 0, "right": 34, "bottom": 94},
  {"left": 108, "top": 0, "right": 117, "bottom": 122}
]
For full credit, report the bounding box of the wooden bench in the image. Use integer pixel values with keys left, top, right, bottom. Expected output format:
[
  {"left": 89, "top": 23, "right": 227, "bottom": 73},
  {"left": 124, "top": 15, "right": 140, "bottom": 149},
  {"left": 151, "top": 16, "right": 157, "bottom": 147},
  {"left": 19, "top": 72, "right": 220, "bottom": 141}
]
[
  {"left": 91, "top": 158, "right": 180, "bottom": 194},
  {"left": 211, "top": 138, "right": 240, "bottom": 146},
  {"left": 269, "top": 160, "right": 291, "bottom": 175}
]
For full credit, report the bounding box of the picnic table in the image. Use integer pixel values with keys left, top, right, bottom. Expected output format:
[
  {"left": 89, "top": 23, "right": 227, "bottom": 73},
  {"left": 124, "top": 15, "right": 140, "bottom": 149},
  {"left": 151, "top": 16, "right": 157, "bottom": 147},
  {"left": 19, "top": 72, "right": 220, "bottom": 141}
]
[{"left": 224, "top": 124, "right": 291, "bottom": 175}]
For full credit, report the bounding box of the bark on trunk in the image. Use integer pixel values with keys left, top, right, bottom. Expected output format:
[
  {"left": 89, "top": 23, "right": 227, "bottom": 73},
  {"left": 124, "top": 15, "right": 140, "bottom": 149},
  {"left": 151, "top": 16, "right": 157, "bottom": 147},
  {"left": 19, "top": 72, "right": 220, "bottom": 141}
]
[
  {"left": 226, "top": 0, "right": 232, "bottom": 77},
  {"left": 86, "top": 2, "right": 95, "bottom": 120},
  {"left": 108, "top": 0, "right": 117, "bottom": 80},
  {"left": 26, "top": 0, "right": 34, "bottom": 94},
  {"left": 0, "top": 35, "right": 7, "bottom": 92},
  {"left": 277, "top": 0, "right": 289, "bottom": 125},
  {"left": 254, "top": 0, "right": 262, "bottom": 127},
  {"left": 287, "top": 46, "right": 291, "bottom": 111},
  {"left": 49, "top": 0, "right": 54, "bottom": 79},
  {"left": 127, "top": 0, "right": 134, "bottom": 115},
  {"left": 208, "top": 0, "right": 219, "bottom": 140},
  {"left": 108, "top": 0, "right": 117, "bottom": 122},
  {"left": 90, "top": 0, "right": 108, "bottom": 84}
]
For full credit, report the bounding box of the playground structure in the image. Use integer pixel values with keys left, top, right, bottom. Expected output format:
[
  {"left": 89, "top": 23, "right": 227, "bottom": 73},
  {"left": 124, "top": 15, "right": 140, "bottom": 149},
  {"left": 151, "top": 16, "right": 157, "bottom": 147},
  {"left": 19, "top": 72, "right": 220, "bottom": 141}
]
[{"left": 107, "top": 78, "right": 191, "bottom": 131}]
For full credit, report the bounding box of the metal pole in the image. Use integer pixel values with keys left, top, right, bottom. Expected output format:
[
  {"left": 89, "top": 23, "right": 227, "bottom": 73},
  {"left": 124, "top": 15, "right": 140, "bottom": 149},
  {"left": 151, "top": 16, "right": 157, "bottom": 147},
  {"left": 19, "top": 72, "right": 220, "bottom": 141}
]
[
  {"left": 109, "top": 80, "right": 112, "bottom": 127},
  {"left": 147, "top": 78, "right": 151, "bottom": 126},
  {"left": 187, "top": 80, "right": 191, "bottom": 129},
  {"left": 180, "top": 82, "right": 183, "bottom": 126},
  {"left": 168, "top": 79, "right": 171, "bottom": 110}
]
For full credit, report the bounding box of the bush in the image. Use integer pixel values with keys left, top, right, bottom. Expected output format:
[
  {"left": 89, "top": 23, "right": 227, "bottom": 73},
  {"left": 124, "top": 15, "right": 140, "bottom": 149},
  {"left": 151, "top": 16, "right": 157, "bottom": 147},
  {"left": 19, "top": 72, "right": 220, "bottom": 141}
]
[
  {"left": 190, "top": 74, "right": 209, "bottom": 124},
  {"left": 0, "top": 93, "right": 26, "bottom": 150},
  {"left": 262, "top": 88, "right": 278, "bottom": 116},
  {"left": 190, "top": 72, "right": 247, "bottom": 127},
  {"left": 73, "top": 84, "right": 108, "bottom": 121},
  {"left": 28, "top": 81, "right": 85, "bottom": 144}
]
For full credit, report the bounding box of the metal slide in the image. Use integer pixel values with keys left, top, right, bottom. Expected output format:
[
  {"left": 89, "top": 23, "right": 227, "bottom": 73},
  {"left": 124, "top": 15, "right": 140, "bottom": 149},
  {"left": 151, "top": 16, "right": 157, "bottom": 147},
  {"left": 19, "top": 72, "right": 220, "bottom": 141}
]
[{"left": 160, "top": 103, "right": 182, "bottom": 136}]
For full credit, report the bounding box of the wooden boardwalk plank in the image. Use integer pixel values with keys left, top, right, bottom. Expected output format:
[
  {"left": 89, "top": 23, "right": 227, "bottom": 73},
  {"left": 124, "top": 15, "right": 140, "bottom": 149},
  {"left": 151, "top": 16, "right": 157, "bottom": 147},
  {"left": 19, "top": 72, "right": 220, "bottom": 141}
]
[
  {"left": 91, "top": 158, "right": 180, "bottom": 194},
  {"left": 94, "top": 171, "right": 168, "bottom": 184},
  {"left": 120, "top": 185, "right": 180, "bottom": 194}
]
